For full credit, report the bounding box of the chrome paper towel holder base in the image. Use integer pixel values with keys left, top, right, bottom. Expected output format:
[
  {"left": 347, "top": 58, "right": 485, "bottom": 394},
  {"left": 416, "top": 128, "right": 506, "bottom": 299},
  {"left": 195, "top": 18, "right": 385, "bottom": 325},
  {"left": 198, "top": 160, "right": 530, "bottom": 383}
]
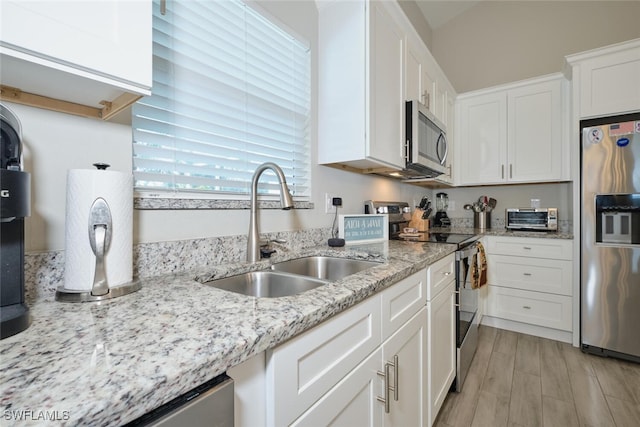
[{"left": 56, "top": 192, "right": 140, "bottom": 303}]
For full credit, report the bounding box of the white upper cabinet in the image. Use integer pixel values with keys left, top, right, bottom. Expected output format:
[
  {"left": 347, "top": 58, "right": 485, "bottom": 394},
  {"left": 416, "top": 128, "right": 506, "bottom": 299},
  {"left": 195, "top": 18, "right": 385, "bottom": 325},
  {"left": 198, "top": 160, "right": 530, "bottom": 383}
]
[
  {"left": 402, "top": 17, "right": 456, "bottom": 186},
  {"left": 404, "top": 38, "right": 438, "bottom": 118},
  {"left": 317, "top": 0, "right": 405, "bottom": 171},
  {"left": 457, "top": 91, "right": 508, "bottom": 184},
  {"left": 457, "top": 74, "right": 566, "bottom": 185},
  {"left": 565, "top": 38, "right": 640, "bottom": 118},
  {"left": 0, "top": 0, "right": 152, "bottom": 119}
]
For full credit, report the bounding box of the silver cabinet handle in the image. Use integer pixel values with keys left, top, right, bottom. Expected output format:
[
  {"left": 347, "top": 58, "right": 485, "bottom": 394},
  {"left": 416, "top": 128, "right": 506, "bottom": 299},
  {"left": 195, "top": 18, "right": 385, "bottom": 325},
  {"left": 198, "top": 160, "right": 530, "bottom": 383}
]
[
  {"left": 443, "top": 271, "right": 452, "bottom": 276},
  {"left": 377, "top": 363, "right": 391, "bottom": 413},
  {"left": 523, "top": 272, "right": 532, "bottom": 276},
  {"left": 510, "top": 164, "right": 513, "bottom": 178},
  {"left": 392, "top": 355, "right": 398, "bottom": 402},
  {"left": 501, "top": 164, "right": 505, "bottom": 179},
  {"left": 523, "top": 306, "right": 532, "bottom": 310},
  {"left": 523, "top": 246, "right": 532, "bottom": 250},
  {"left": 376, "top": 355, "right": 399, "bottom": 413}
]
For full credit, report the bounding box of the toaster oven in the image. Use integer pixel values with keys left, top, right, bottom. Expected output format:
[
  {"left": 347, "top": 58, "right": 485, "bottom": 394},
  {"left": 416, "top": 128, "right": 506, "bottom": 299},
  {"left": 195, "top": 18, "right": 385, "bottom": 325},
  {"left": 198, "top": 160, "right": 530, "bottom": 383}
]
[{"left": 506, "top": 208, "right": 558, "bottom": 231}]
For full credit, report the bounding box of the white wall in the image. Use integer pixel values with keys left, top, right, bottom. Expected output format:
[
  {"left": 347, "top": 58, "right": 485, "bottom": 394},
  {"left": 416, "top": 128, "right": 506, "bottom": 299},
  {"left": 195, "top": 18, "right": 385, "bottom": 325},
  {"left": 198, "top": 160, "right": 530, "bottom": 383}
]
[
  {"left": 14, "top": 0, "right": 429, "bottom": 252},
  {"left": 430, "top": 1, "right": 640, "bottom": 93},
  {"left": 429, "top": 182, "right": 573, "bottom": 226}
]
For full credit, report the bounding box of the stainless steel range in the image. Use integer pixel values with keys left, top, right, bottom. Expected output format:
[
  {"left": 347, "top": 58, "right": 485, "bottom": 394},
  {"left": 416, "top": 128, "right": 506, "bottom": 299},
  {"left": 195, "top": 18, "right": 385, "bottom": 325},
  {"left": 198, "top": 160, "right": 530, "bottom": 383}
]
[{"left": 364, "top": 200, "right": 480, "bottom": 392}]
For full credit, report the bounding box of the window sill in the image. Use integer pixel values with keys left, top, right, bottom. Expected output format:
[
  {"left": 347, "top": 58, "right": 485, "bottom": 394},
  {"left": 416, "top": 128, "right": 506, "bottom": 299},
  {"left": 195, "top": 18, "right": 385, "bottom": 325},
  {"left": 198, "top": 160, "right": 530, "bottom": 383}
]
[{"left": 134, "top": 197, "right": 314, "bottom": 210}]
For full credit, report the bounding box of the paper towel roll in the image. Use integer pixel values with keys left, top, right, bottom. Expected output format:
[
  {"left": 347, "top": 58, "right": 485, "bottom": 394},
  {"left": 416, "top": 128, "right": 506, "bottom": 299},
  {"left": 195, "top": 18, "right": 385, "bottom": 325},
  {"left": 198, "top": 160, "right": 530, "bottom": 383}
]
[{"left": 63, "top": 168, "right": 133, "bottom": 292}]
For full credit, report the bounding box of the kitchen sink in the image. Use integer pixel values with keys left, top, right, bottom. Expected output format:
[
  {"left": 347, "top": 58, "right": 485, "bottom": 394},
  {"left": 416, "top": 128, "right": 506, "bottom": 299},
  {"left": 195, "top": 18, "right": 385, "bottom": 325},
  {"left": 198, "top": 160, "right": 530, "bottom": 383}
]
[
  {"left": 270, "top": 256, "right": 380, "bottom": 281},
  {"left": 203, "top": 270, "right": 329, "bottom": 298}
]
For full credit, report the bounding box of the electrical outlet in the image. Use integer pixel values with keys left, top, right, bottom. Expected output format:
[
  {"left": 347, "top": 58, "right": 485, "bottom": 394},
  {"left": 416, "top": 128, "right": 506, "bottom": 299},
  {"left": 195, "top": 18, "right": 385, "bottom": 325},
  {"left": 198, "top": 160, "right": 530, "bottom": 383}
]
[
  {"left": 325, "top": 193, "right": 337, "bottom": 214},
  {"left": 449, "top": 200, "right": 456, "bottom": 211}
]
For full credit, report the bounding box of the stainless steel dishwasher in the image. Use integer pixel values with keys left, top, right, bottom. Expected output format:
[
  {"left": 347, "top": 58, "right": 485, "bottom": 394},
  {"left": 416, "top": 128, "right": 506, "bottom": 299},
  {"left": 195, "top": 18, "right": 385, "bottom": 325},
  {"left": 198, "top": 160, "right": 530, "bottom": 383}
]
[{"left": 125, "top": 374, "right": 234, "bottom": 427}]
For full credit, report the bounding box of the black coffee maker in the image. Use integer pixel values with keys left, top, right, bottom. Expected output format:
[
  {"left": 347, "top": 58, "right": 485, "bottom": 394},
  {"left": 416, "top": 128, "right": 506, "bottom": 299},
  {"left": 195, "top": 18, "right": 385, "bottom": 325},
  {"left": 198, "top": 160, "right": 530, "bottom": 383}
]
[{"left": 1, "top": 104, "right": 31, "bottom": 339}]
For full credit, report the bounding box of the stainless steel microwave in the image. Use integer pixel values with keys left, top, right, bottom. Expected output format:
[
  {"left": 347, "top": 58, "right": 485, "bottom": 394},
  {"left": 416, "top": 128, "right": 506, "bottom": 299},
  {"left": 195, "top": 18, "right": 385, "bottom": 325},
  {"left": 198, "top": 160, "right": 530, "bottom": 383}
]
[
  {"left": 404, "top": 100, "right": 447, "bottom": 178},
  {"left": 506, "top": 208, "right": 558, "bottom": 231}
]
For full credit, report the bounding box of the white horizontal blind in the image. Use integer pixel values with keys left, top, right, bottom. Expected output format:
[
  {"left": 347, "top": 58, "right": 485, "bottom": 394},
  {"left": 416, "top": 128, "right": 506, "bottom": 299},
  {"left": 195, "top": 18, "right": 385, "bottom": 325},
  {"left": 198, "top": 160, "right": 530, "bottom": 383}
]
[{"left": 132, "top": 0, "right": 311, "bottom": 198}]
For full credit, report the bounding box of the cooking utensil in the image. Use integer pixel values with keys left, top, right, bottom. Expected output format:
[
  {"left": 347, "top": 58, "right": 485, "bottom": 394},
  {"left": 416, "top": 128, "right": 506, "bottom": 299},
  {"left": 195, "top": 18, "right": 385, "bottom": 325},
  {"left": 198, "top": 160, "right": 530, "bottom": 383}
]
[{"left": 418, "top": 196, "right": 428, "bottom": 210}]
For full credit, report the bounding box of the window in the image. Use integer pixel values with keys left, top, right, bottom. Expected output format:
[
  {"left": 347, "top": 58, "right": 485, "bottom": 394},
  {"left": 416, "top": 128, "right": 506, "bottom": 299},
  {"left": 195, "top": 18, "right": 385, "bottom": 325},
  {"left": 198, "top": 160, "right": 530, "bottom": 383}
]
[{"left": 132, "top": 0, "right": 311, "bottom": 200}]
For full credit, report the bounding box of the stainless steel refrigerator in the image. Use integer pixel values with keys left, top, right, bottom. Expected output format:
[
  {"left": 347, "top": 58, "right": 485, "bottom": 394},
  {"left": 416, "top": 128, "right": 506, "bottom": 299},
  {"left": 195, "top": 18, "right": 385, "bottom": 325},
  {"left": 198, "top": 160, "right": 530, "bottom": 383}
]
[{"left": 581, "top": 113, "right": 640, "bottom": 362}]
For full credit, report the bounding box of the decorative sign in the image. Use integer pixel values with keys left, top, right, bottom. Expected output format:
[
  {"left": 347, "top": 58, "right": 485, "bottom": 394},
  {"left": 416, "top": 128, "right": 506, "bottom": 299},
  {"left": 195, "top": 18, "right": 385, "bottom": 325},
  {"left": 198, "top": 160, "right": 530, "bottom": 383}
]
[{"left": 339, "top": 214, "right": 388, "bottom": 244}]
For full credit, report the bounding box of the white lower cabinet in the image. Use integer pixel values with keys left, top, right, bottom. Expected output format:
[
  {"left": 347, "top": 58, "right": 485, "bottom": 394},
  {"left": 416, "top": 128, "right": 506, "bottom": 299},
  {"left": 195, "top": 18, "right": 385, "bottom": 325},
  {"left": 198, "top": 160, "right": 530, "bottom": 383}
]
[
  {"left": 291, "top": 347, "right": 383, "bottom": 427},
  {"left": 229, "top": 268, "right": 435, "bottom": 427},
  {"left": 381, "top": 307, "right": 428, "bottom": 427},
  {"left": 482, "top": 236, "right": 574, "bottom": 341},
  {"left": 426, "top": 255, "right": 456, "bottom": 426},
  {"left": 294, "top": 308, "right": 427, "bottom": 427}
]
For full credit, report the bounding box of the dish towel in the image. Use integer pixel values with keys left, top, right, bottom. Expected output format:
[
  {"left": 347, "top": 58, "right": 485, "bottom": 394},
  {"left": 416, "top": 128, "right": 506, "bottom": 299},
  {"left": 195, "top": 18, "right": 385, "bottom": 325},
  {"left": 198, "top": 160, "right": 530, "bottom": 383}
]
[{"left": 471, "top": 242, "right": 488, "bottom": 289}]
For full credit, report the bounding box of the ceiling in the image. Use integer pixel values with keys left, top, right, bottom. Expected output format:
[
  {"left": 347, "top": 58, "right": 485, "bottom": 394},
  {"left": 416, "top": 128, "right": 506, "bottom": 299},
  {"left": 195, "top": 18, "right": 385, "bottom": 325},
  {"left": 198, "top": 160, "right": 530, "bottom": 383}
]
[{"left": 414, "top": 1, "right": 481, "bottom": 30}]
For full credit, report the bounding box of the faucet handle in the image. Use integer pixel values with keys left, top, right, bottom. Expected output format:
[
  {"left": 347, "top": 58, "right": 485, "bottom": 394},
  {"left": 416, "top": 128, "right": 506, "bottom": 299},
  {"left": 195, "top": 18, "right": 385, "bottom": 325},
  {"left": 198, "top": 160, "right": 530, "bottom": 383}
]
[{"left": 260, "top": 238, "right": 287, "bottom": 246}]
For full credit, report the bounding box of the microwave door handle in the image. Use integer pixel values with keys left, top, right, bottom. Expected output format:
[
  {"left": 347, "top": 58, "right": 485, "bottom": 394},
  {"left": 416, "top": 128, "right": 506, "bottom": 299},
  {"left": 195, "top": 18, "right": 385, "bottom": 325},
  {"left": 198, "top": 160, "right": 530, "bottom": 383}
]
[{"left": 436, "top": 133, "right": 448, "bottom": 165}]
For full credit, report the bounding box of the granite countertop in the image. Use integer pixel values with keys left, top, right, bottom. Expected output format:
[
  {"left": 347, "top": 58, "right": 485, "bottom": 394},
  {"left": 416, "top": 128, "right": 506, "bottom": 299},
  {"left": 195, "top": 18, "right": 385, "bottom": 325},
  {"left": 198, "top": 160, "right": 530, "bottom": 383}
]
[
  {"left": 0, "top": 240, "right": 457, "bottom": 426},
  {"left": 429, "top": 226, "right": 574, "bottom": 240}
]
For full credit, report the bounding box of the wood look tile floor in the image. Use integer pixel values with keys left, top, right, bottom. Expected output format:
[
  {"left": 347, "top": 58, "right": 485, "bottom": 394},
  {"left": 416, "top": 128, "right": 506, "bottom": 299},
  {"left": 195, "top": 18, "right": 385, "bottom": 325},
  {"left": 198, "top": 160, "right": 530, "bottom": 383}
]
[{"left": 434, "top": 326, "right": 640, "bottom": 427}]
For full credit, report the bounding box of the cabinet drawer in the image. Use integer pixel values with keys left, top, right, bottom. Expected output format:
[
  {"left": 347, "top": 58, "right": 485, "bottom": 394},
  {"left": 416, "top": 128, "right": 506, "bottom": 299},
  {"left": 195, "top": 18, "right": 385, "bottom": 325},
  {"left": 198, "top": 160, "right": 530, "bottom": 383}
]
[
  {"left": 381, "top": 270, "right": 426, "bottom": 340},
  {"left": 427, "top": 253, "right": 455, "bottom": 300},
  {"left": 485, "top": 236, "right": 572, "bottom": 260},
  {"left": 485, "top": 286, "right": 572, "bottom": 331},
  {"left": 266, "top": 294, "right": 381, "bottom": 426},
  {"left": 487, "top": 255, "right": 572, "bottom": 296}
]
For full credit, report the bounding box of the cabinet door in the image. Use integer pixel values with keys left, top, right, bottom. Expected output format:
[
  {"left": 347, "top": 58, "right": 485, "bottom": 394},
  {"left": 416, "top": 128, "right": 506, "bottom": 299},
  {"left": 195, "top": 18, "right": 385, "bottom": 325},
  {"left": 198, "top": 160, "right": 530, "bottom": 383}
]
[
  {"left": 428, "top": 281, "right": 455, "bottom": 425},
  {"left": 507, "top": 79, "right": 562, "bottom": 182},
  {"left": 0, "top": 0, "right": 151, "bottom": 90},
  {"left": 382, "top": 307, "right": 428, "bottom": 427},
  {"left": 266, "top": 295, "right": 381, "bottom": 426},
  {"left": 291, "top": 348, "right": 383, "bottom": 427},
  {"left": 457, "top": 92, "right": 507, "bottom": 185},
  {"left": 577, "top": 44, "right": 640, "bottom": 118},
  {"left": 405, "top": 40, "right": 423, "bottom": 102},
  {"left": 369, "top": 0, "right": 404, "bottom": 168},
  {"left": 422, "top": 66, "right": 437, "bottom": 114},
  {"left": 434, "top": 81, "right": 447, "bottom": 124},
  {"left": 438, "top": 90, "right": 456, "bottom": 184}
]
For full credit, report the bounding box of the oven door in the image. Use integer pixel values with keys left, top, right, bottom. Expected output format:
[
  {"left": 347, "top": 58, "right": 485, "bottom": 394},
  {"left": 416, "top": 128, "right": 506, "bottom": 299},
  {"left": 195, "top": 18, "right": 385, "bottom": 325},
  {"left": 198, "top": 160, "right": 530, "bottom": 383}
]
[
  {"left": 456, "top": 244, "right": 478, "bottom": 347},
  {"left": 454, "top": 242, "right": 479, "bottom": 392}
]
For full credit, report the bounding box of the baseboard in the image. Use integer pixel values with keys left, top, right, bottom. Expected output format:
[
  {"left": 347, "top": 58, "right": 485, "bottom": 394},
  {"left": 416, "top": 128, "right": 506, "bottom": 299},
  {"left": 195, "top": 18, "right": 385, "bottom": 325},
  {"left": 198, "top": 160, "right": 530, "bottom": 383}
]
[{"left": 480, "top": 316, "right": 573, "bottom": 344}]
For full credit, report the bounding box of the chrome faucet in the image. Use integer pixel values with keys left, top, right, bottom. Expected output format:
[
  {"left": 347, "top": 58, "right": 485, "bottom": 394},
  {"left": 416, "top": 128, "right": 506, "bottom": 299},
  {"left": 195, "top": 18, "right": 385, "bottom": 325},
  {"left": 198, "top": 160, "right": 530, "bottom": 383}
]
[{"left": 247, "top": 162, "right": 294, "bottom": 263}]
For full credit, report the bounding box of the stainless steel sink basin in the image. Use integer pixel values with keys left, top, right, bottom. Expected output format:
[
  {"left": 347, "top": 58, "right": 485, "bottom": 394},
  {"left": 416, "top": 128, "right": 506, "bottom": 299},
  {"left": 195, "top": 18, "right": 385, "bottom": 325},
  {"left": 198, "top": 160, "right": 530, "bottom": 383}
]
[
  {"left": 204, "top": 270, "right": 328, "bottom": 298},
  {"left": 271, "top": 256, "right": 380, "bottom": 281}
]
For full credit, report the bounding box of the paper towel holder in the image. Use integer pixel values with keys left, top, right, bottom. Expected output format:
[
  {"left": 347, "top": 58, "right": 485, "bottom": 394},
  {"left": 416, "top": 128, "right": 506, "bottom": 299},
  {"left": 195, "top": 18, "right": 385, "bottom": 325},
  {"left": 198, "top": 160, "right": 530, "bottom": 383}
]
[{"left": 56, "top": 197, "right": 140, "bottom": 303}]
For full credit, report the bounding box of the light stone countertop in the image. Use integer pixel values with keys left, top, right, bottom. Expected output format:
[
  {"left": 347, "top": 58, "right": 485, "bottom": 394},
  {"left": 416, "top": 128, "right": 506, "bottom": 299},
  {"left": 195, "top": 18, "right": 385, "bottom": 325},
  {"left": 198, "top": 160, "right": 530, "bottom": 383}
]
[
  {"left": 0, "top": 230, "right": 572, "bottom": 426},
  {"left": 429, "top": 226, "right": 574, "bottom": 240},
  {"left": 0, "top": 241, "right": 455, "bottom": 426}
]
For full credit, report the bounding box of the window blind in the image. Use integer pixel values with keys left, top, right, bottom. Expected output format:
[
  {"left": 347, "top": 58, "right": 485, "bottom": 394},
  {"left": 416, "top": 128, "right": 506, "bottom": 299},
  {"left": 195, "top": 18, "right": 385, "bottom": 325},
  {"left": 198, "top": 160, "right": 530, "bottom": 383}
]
[{"left": 132, "top": 0, "right": 311, "bottom": 198}]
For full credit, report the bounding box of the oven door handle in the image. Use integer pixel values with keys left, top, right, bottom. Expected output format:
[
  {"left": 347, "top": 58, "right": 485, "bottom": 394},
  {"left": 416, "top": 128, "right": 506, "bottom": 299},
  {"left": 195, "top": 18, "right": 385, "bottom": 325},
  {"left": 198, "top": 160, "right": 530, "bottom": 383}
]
[{"left": 455, "top": 244, "right": 478, "bottom": 260}]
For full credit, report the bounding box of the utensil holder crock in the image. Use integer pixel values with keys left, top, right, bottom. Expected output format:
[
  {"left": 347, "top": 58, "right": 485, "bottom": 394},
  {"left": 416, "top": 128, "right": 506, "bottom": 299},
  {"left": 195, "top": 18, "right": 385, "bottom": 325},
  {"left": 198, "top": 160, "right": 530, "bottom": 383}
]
[{"left": 474, "top": 212, "right": 490, "bottom": 230}]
